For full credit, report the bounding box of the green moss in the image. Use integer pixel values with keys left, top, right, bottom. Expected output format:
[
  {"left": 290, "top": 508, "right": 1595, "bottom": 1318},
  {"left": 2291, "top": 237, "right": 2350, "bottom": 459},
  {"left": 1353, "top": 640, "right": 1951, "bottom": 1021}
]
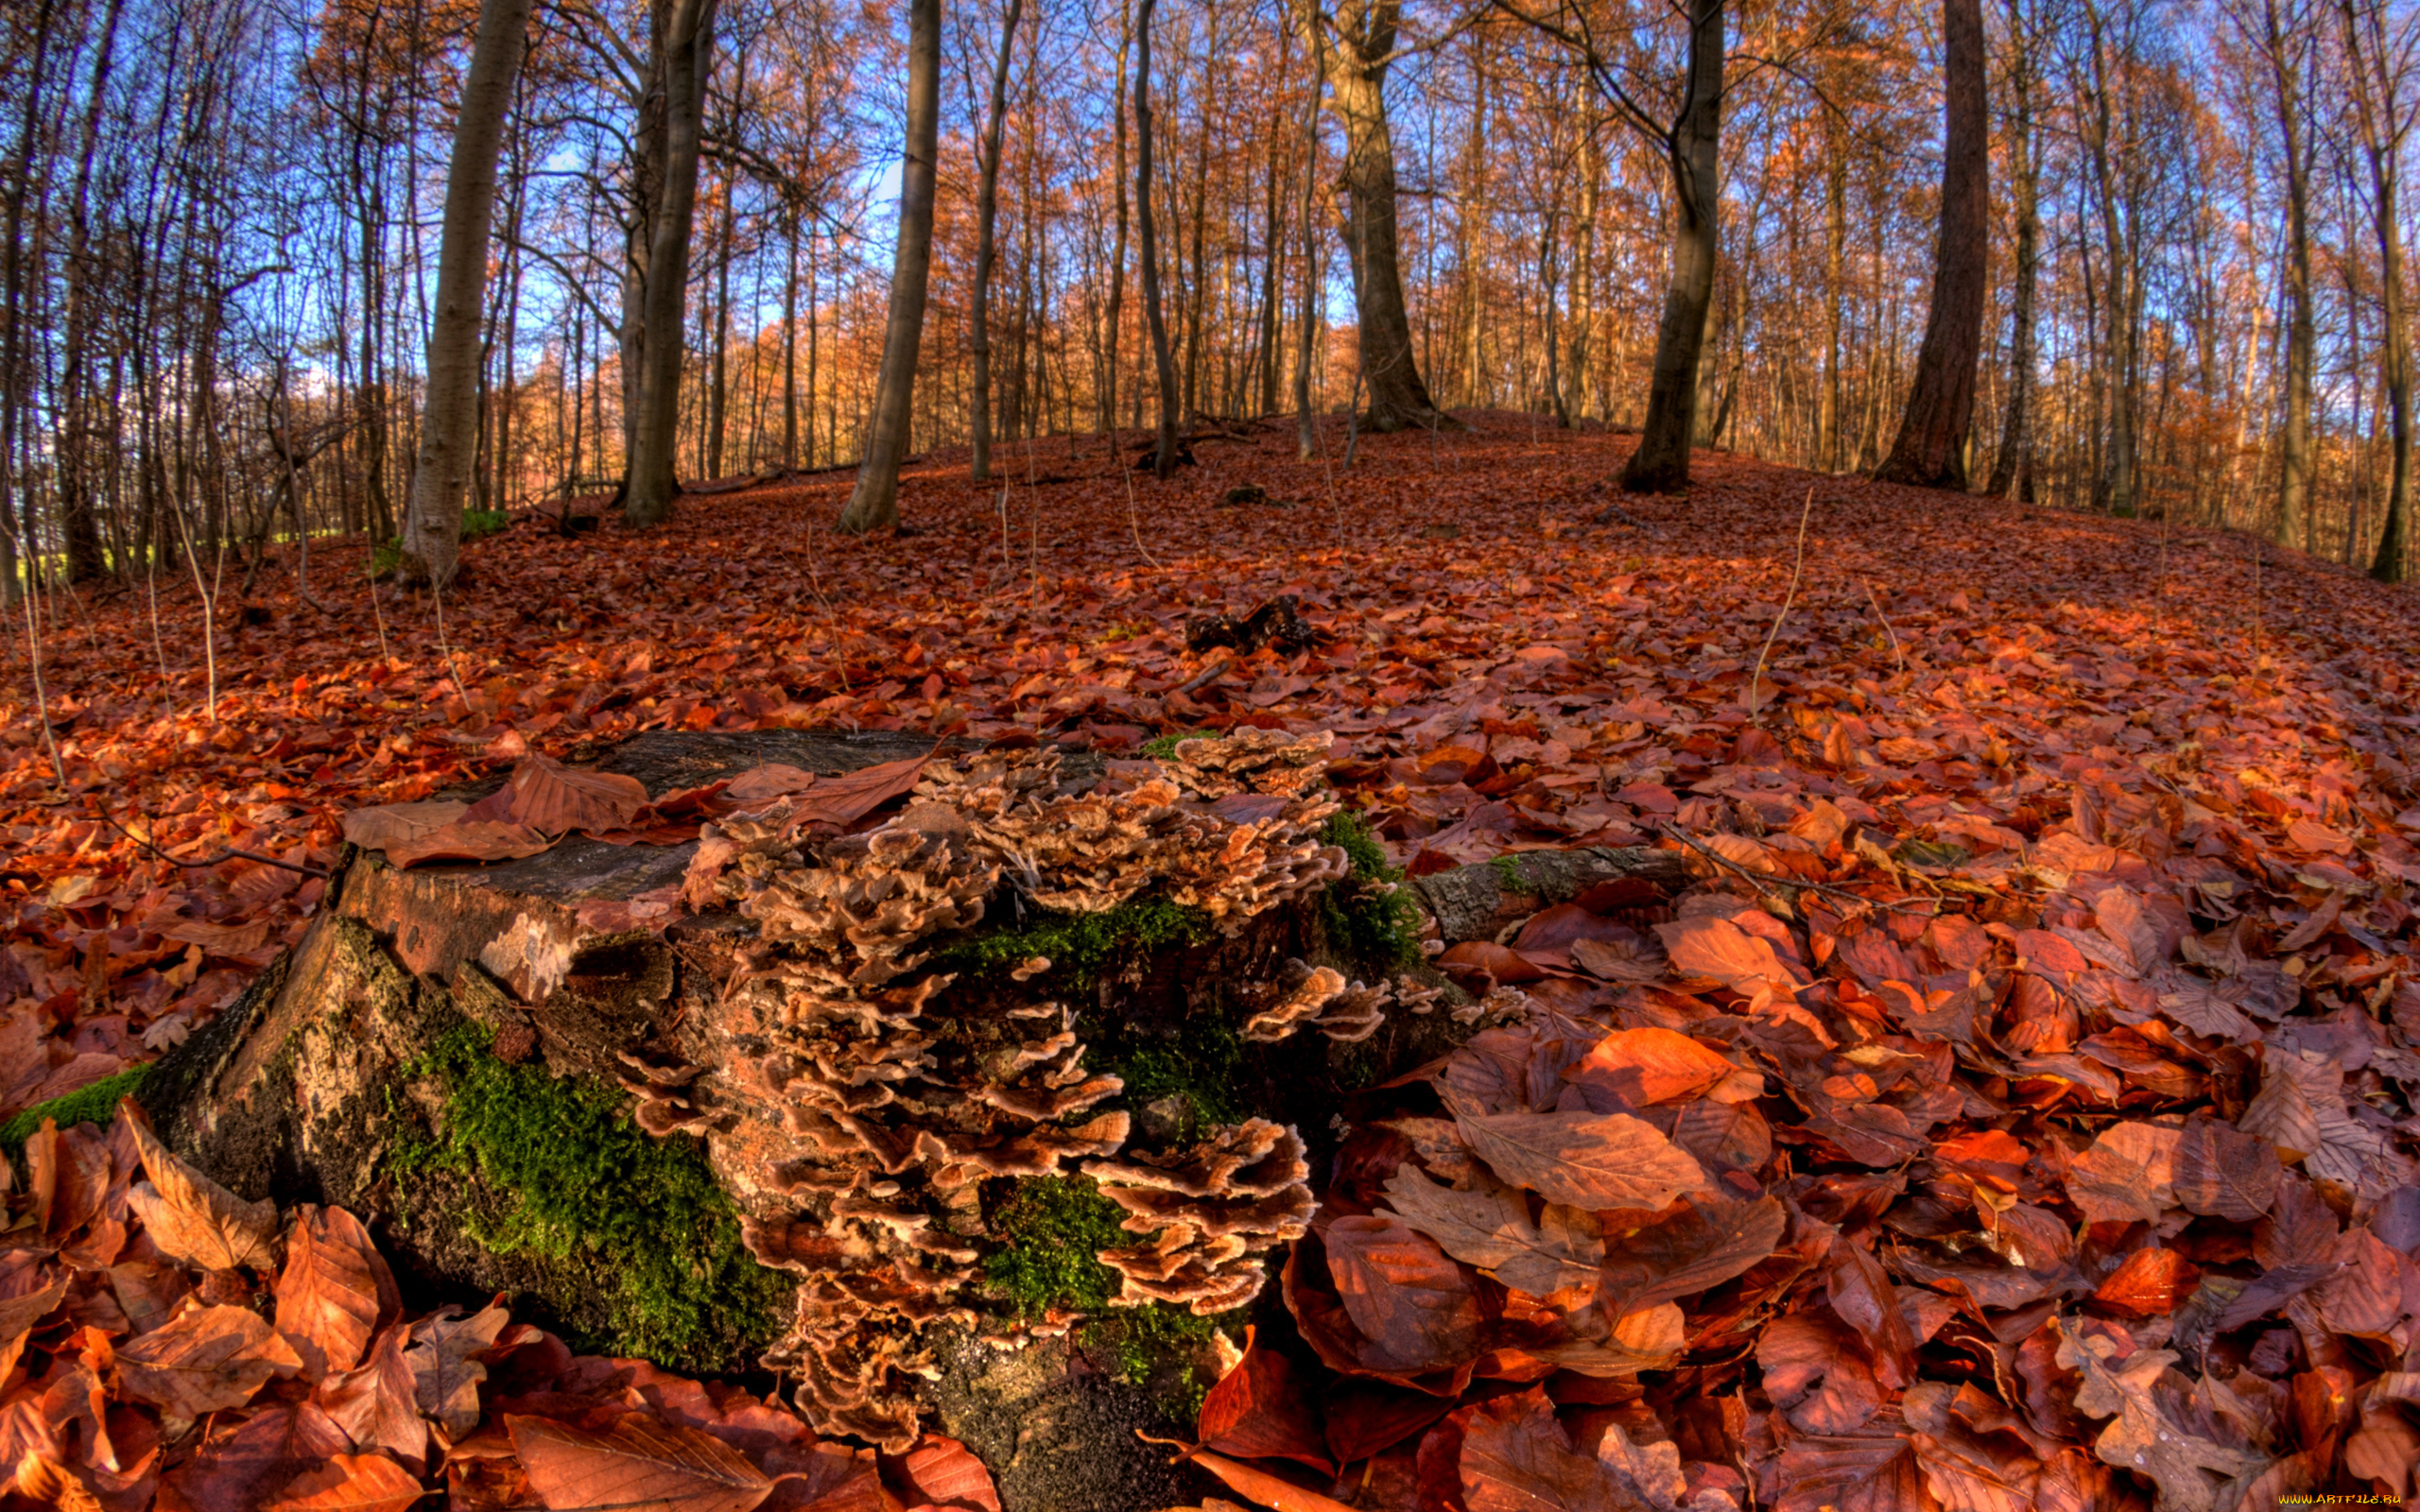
[
  {"left": 1139, "top": 729, "right": 1217, "bottom": 760},
  {"left": 934, "top": 898, "right": 1211, "bottom": 990},
  {"left": 1488, "top": 852, "right": 1539, "bottom": 892},
  {"left": 982, "top": 1176, "right": 1130, "bottom": 1316},
  {"left": 1113, "top": 1022, "right": 1247, "bottom": 1126},
  {"left": 406, "top": 1020, "right": 790, "bottom": 1372},
  {"left": 1321, "top": 810, "right": 1424, "bottom": 971},
  {"left": 1080, "top": 1304, "right": 1229, "bottom": 1415},
  {"left": 0, "top": 1066, "right": 153, "bottom": 1156}
]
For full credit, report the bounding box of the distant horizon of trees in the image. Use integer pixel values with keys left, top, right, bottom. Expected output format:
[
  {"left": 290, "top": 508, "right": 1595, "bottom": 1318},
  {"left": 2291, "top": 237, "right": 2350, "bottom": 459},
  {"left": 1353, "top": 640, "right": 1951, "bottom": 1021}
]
[{"left": 2, "top": 0, "right": 2415, "bottom": 597}]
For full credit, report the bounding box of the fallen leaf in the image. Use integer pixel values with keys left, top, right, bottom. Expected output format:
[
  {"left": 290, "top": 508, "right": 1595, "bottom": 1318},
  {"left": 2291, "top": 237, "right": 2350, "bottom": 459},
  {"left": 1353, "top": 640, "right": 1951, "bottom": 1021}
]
[
  {"left": 1597, "top": 1194, "right": 1787, "bottom": 1316},
  {"left": 275, "top": 1204, "right": 397, "bottom": 1379},
  {"left": 341, "top": 799, "right": 472, "bottom": 853},
  {"left": 1452, "top": 1107, "right": 1707, "bottom": 1211},
  {"left": 1564, "top": 1026, "right": 1738, "bottom": 1106},
  {"left": 2055, "top": 1322, "right": 2263, "bottom": 1512},
  {"left": 889, "top": 1433, "right": 1001, "bottom": 1511},
  {"left": 507, "top": 1414, "right": 775, "bottom": 1512},
  {"left": 259, "top": 1454, "right": 425, "bottom": 1512},
  {"left": 1322, "top": 1215, "right": 1485, "bottom": 1373},
  {"left": 383, "top": 820, "right": 557, "bottom": 868},
  {"left": 723, "top": 764, "right": 820, "bottom": 805},
  {"left": 406, "top": 1298, "right": 511, "bottom": 1435},
  {"left": 463, "top": 753, "right": 650, "bottom": 833},
  {"left": 1376, "top": 1166, "right": 1599, "bottom": 1297},
  {"left": 116, "top": 1302, "right": 304, "bottom": 1419},
  {"left": 1197, "top": 1329, "right": 1332, "bottom": 1473},
  {"left": 118, "top": 1102, "right": 279, "bottom": 1272},
  {"left": 785, "top": 754, "right": 929, "bottom": 827}
]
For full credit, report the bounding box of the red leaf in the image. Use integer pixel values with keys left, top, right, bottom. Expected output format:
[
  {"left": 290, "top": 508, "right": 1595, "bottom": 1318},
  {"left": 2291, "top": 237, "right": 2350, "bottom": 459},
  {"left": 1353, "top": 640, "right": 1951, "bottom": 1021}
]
[
  {"left": 464, "top": 753, "right": 651, "bottom": 833},
  {"left": 259, "top": 1454, "right": 425, "bottom": 1512},
  {"left": 507, "top": 1414, "right": 775, "bottom": 1512},
  {"left": 1199, "top": 1328, "right": 1332, "bottom": 1474},
  {"left": 1323, "top": 1216, "right": 1486, "bottom": 1374}
]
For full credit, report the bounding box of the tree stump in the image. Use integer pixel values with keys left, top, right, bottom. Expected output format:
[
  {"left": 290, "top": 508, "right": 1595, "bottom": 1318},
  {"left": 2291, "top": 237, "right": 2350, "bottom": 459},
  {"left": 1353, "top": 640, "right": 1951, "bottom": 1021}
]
[{"left": 134, "top": 729, "right": 1547, "bottom": 1510}]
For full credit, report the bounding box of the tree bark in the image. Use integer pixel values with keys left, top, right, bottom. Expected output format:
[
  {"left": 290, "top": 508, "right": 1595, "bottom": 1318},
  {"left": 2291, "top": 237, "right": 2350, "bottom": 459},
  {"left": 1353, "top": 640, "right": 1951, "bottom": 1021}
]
[
  {"left": 1297, "top": 0, "right": 1450, "bottom": 433},
  {"left": 400, "top": 0, "right": 535, "bottom": 590},
  {"left": 624, "top": 0, "right": 718, "bottom": 527},
  {"left": 2343, "top": 0, "right": 2411, "bottom": 581},
  {"left": 1875, "top": 0, "right": 1990, "bottom": 490},
  {"left": 971, "top": 0, "right": 1025, "bottom": 484},
  {"left": 1293, "top": 34, "right": 1322, "bottom": 461},
  {"left": 1136, "top": 0, "right": 1183, "bottom": 478},
  {"left": 1616, "top": 0, "right": 1724, "bottom": 493},
  {"left": 839, "top": 0, "right": 942, "bottom": 532},
  {"left": 1986, "top": 0, "right": 2039, "bottom": 502}
]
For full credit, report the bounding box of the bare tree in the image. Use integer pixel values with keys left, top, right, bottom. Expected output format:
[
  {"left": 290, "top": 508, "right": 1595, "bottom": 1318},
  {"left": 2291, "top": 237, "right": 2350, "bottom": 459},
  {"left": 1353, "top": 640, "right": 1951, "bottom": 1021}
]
[
  {"left": 970, "top": 0, "right": 1024, "bottom": 483},
  {"left": 1876, "top": 0, "right": 1990, "bottom": 489},
  {"left": 2341, "top": 0, "right": 2415, "bottom": 581},
  {"left": 400, "top": 0, "right": 536, "bottom": 588},
  {"left": 839, "top": 0, "right": 941, "bottom": 532},
  {"left": 623, "top": 0, "right": 719, "bottom": 526},
  {"left": 1293, "top": 0, "right": 1449, "bottom": 431},
  {"left": 1135, "top": 0, "right": 1183, "bottom": 478},
  {"left": 1987, "top": 0, "right": 2040, "bottom": 501}
]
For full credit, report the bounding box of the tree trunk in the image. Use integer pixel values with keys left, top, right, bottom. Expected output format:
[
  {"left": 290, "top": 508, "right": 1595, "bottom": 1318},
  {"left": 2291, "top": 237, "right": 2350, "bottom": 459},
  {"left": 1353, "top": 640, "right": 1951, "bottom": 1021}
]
[
  {"left": 1293, "top": 34, "right": 1321, "bottom": 461},
  {"left": 971, "top": 0, "right": 1025, "bottom": 484},
  {"left": 1617, "top": 0, "right": 1724, "bottom": 493},
  {"left": 1986, "top": 0, "right": 2038, "bottom": 502},
  {"left": 1136, "top": 0, "right": 1183, "bottom": 478},
  {"left": 1875, "top": 0, "right": 1990, "bottom": 490},
  {"left": 400, "top": 0, "right": 535, "bottom": 590},
  {"left": 839, "top": 0, "right": 941, "bottom": 532},
  {"left": 624, "top": 0, "right": 718, "bottom": 527},
  {"left": 2344, "top": 0, "right": 2412, "bottom": 581},
  {"left": 1299, "top": 0, "right": 1449, "bottom": 433}
]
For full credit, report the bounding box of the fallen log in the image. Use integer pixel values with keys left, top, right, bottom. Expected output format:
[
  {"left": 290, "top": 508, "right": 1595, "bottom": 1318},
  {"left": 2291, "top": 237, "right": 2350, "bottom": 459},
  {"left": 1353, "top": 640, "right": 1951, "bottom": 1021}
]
[
  {"left": 1409, "top": 843, "right": 1686, "bottom": 943},
  {"left": 135, "top": 729, "right": 1460, "bottom": 1511}
]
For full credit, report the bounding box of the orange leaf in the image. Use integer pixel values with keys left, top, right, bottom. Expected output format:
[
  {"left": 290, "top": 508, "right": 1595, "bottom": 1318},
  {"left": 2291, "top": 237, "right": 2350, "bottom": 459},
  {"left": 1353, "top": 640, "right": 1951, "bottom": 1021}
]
[
  {"left": 464, "top": 753, "right": 650, "bottom": 833},
  {"left": 259, "top": 1454, "right": 426, "bottom": 1512},
  {"left": 116, "top": 1302, "right": 304, "bottom": 1419},
  {"left": 118, "top": 1101, "right": 279, "bottom": 1272},
  {"left": 1181, "top": 1451, "right": 1359, "bottom": 1512},
  {"left": 276, "top": 1204, "right": 396, "bottom": 1380},
  {"left": 507, "top": 1414, "right": 775, "bottom": 1512}
]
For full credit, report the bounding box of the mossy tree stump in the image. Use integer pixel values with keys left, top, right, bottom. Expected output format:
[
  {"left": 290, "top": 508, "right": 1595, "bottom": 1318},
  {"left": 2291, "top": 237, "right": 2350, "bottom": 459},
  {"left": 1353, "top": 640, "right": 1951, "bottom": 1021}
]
[{"left": 134, "top": 730, "right": 1518, "bottom": 1511}]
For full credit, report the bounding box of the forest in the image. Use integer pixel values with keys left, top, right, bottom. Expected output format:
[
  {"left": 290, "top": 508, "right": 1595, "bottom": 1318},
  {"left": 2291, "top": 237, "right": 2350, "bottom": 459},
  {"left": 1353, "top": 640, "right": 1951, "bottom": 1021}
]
[{"left": 4, "top": 0, "right": 2420, "bottom": 1506}]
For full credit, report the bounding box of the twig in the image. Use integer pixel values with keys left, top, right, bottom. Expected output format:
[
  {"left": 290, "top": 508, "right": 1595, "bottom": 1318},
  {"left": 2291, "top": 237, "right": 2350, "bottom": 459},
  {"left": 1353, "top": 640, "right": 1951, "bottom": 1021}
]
[
  {"left": 1865, "top": 582, "right": 1904, "bottom": 674},
  {"left": 1748, "top": 485, "right": 1816, "bottom": 722},
  {"left": 1175, "top": 654, "right": 1233, "bottom": 695},
  {"left": 1656, "top": 820, "right": 1942, "bottom": 917},
  {"left": 86, "top": 802, "right": 330, "bottom": 877},
  {"left": 1121, "top": 453, "right": 1162, "bottom": 569}
]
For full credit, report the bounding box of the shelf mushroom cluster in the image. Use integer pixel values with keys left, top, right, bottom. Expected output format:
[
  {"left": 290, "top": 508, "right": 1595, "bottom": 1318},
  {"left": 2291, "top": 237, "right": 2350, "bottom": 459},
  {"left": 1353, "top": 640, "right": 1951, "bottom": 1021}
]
[{"left": 653, "top": 731, "right": 1352, "bottom": 1451}]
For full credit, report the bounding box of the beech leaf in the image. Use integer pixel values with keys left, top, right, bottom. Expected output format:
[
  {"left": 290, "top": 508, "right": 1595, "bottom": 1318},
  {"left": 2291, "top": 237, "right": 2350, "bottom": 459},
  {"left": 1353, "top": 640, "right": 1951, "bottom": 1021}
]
[
  {"left": 118, "top": 1101, "right": 279, "bottom": 1272},
  {"left": 1452, "top": 1107, "right": 1707, "bottom": 1211},
  {"left": 115, "top": 1302, "right": 304, "bottom": 1419},
  {"left": 507, "top": 1414, "right": 776, "bottom": 1512}
]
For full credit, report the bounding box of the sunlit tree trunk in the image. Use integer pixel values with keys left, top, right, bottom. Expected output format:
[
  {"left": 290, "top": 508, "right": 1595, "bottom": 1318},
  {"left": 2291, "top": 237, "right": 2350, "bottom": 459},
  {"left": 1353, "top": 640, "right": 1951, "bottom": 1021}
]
[
  {"left": 1617, "top": 0, "right": 1723, "bottom": 493},
  {"left": 2342, "top": 0, "right": 2412, "bottom": 581},
  {"left": 1295, "top": 0, "right": 1447, "bottom": 432},
  {"left": 840, "top": 0, "right": 940, "bottom": 531},
  {"left": 401, "top": 0, "right": 534, "bottom": 589},
  {"left": 1987, "top": 0, "right": 2039, "bottom": 501},
  {"left": 625, "top": 0, "right": 718, "bottom": 526},
  {"left": 1876, "top": 0, "right": 1989, "bottom": 490},
  {"left": 1137, "top": 0, "right": 1183, "bottom": 476},
  {"left": 971, "top": 0, "right": 1023, "bottom": 482}
]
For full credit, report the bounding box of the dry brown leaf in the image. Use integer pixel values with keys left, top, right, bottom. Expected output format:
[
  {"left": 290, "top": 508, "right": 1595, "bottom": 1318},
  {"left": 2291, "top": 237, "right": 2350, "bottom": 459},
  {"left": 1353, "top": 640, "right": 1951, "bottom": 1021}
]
[
  {"left": 463, "top": 753, "right": 651, "bottom": 833},
  {"left": 1376, "top": 1166, "right": 1600, "bottom": 1297},
  {"left": 406, "top": 1297, "right": 510, "bottom": 1436},
  {"left": 1452, "top": 1106, "right": 1707, "bottom": 1211},
  {"left": 275, "top": 1203, "right": 396, "bottom": 1380},
  {"left": 340, "top": 799, "right": 471, "bottom": 853},
  {"left": 383, "top": 819, "right": 557, "bottom": 868},
  {"left": 1322, "top": 1215, "right": 1485, "bottom": 1372},
  {"left": 507, "top": 1413, "right": 775, "bottom": 1512},
  {"left": 258, "top": 1454, "right": 426, "bottom": 1512},
  {"left": 724, "top": 764, "right": 820, "bottom": 805},
  {"left": 117, "top": 1102, "right": 278, "bottom": 1272},
  {"left": 115, "top": 1301, "right": 304, "bottom": 1419}
]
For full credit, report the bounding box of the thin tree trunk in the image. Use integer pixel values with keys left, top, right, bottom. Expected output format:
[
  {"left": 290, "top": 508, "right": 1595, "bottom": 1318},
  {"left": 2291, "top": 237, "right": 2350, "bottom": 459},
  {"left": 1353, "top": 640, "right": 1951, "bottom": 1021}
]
[
  {"left": 971, "top": 0, "right": 1024, "bottom": 482},
  {"left": 1987, "top": 0, "right": 2039, "bottom": 501},
  {"left": 1294, "top": 32, "right": 1321, "bottom": 460},
  {"left": 1876, "top": 0, "right": 1990, "bottom": 490},
  {"left": 840, "top": 0, "right": 942, "bottom": 531},
  {"left": 400, "top": 0, "right": 535, "bottom": 589},
  {"left": 1296, "top": 0, "right": 1447, "bottom": 432},
  {"left": 1616, "top": 0, "right": 1724, "bottom": 493},
  {"left": 624, "top": 0, "right": 718, "bottom": 526},
  {"left": 1135, "top": 0, "right": 1183, "bottom": 477}
]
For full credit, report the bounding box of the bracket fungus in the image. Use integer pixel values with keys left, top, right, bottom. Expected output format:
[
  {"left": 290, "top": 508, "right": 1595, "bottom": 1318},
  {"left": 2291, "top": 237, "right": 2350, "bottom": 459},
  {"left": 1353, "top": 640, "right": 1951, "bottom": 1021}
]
[{"left": 639, "top": 730, "right": 1370, "bottom": 1449}]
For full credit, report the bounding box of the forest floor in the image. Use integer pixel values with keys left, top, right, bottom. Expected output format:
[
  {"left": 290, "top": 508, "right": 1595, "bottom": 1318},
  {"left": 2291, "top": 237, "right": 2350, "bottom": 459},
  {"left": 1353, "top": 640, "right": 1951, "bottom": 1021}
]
[{"left": 4, "top": 409, "right": 2418, "bottom": 1507}]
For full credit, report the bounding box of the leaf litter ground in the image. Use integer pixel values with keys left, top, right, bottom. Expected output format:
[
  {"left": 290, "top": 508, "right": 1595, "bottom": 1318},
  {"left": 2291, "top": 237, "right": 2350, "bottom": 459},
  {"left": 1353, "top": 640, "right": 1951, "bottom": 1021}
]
[{"left": 4, "top": 411, "right": 2420, "bottom": 1508}]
